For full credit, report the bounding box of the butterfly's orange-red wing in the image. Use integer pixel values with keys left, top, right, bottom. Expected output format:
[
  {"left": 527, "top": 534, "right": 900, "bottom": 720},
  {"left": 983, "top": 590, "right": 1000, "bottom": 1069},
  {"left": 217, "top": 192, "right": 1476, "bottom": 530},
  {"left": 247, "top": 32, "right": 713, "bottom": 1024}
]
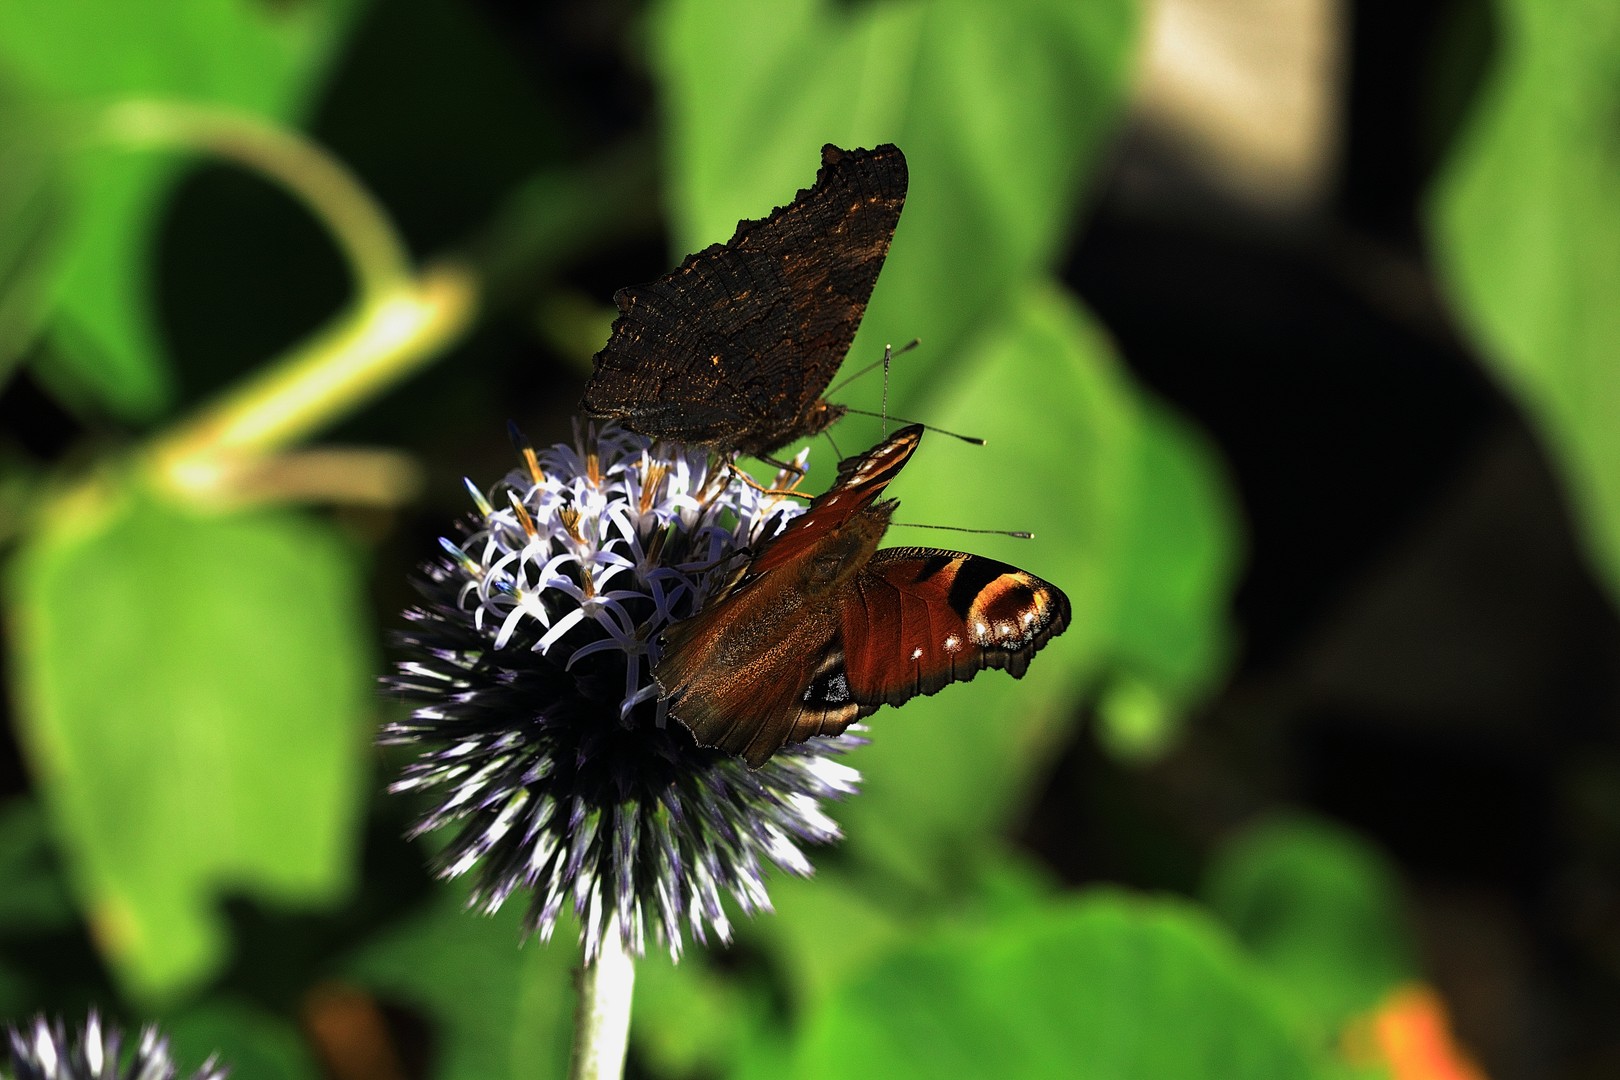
[
  {"left": 746, "top": 425, "right": 921, "bottom": 577},
  {"left": 839, "top": 548, "right": 1071, "bottom": 706}
]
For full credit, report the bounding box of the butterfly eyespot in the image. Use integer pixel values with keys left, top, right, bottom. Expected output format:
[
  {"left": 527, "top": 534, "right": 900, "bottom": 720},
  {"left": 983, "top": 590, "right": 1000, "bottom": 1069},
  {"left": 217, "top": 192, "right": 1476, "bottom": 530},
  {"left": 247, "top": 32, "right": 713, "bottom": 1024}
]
[
  {"left": 944, "top": 635, "right": 961, "bottom": 650},
  {"left": 802, "top": 668, "right": 851, "bottom": 706},
  {"left": 910, "top": 647, "right": 923, "bottom": 661}
]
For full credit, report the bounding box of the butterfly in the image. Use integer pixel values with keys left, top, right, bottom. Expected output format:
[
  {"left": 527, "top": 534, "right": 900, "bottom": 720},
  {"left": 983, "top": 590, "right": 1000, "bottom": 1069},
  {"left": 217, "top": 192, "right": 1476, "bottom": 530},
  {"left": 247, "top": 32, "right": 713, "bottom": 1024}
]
[
  {"left": 581, "top": 143, "right": 908, "bottom": 460},
  {"left": 655, "top": 425, "right": 1070, "bottom": 766}
]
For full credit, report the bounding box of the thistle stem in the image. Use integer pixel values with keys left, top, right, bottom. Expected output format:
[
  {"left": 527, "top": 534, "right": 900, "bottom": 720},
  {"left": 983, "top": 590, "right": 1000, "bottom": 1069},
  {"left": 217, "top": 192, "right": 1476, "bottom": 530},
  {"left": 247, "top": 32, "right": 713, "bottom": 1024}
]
[{"left": 568, "top": 933, "right": 636, "bottom": 1080}]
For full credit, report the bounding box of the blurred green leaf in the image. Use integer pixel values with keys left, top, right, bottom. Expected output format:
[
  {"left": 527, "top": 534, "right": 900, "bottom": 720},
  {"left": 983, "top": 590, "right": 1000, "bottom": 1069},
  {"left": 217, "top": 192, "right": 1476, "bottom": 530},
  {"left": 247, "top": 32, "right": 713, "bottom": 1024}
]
[
  {"left": 0, "top": 966, "right": 25, "bottom": 1016},
  {"left": 343, "top": 882, "right": 574, "bottom": 1080},
  {"left": 166, "top": 999, "right": 319, "bottom": 1080},
  {"left": 746, "top": 846, "right": 1061, "bottom": 1029},
  {"left": 0, "top": 0, "right": 365, "bottom": 420},
  {"left": 1203, "top": 815, "right": 1415, "bottom": 1037},
  {"left": 5, "top": 490, "right": 370, "bottom": 999},
  {"left": 746, "top": 862, "right": 916, "bottom": 1015},
  {"left": 649, "top": 0, "right": 1139, "bottom": 412},
  {"left": 1095, "top": 674, "right": 1180, "bottom": 763},
  {"left": 633, "top": 948, "right": 775, "bottom": 1079},
  {"left": 832, "top": 286, "right": 1239, "bottom": 885},
  {"left": 784, "top": 890, "right": 1314, "bottom": 1080},
  {"left": 0, "top": 68, "right": 68, "bottom": 387},
  {"left": 0, "top": 798, "right": 77, "bottom": 932},
  {"left": 0, "top": 798, "right": 77, "bottom": 1016},
  {"left": 1429, "top": 0, "right": 1620, "bottom": 610},
  {"left": 1108, "top": 399, "right": 1240, "bottom": 696},
  {"left": 644, "top": 859, "right": 1005, "bottom": 1080}
]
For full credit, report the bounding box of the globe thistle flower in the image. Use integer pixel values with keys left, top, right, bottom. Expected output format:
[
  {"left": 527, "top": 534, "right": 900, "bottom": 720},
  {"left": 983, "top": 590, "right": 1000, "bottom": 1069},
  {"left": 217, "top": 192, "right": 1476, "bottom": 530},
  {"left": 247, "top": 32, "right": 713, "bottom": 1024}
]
[
  {"left": 383, "top": 422, "right": 862, "bottom": 961},
  {"left": 2, "top": 1013, "right": 225, "bottom": 1080}
]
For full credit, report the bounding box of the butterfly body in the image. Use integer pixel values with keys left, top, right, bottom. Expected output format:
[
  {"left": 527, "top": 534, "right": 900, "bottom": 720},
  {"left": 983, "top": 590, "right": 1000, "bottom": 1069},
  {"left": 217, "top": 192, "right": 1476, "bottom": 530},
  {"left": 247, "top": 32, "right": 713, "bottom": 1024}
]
[
  {"left": 656, "top": 425, "right": 1070, "bottom": 766},
  {"left": 582, "top": 144, "right": 908, "bottom": 458}
]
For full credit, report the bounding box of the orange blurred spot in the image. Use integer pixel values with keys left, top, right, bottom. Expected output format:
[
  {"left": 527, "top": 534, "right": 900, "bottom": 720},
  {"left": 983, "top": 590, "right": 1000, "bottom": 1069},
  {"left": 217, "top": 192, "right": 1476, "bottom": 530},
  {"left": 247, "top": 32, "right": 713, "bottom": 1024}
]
[
  {"left": 1343, "top": 983, "right": 1488, "bottom": 1080},
  {"left": 302, "top": 982, "right": 407, "bottom": 1080}
]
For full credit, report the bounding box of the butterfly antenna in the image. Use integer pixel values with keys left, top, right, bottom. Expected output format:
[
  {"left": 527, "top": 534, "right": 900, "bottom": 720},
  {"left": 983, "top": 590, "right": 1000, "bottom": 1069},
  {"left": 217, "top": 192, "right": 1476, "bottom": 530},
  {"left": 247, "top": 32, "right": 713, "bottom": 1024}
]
[
  {"left": 840, "top": 409, "right": 986, "bottom": 446},
  {"left": 826, "top": 338, "right": 920, "bottom": 396},
  {"left": 881, "top": 343, "right": 891, "bottom": 435},
  {"left": 820, "top": 427, "right": 845, "bottom": 463},
  {"left": 892, "top": 522, "right": 1034, "bottom": 540}
]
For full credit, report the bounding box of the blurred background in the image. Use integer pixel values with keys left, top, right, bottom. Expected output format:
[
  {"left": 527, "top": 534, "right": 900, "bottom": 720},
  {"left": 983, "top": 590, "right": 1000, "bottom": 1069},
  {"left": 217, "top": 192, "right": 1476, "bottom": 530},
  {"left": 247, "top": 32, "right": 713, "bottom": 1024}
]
[{"left": 2, "top": 0, "right": 1617, "bottom": 1077}]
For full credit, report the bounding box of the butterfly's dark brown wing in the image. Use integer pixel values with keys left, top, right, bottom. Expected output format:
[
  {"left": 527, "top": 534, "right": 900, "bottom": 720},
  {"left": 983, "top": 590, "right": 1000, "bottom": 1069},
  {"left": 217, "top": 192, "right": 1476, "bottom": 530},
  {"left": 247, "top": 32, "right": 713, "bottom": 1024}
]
[
  {"left": 582, "top": 144, "right": 908, "bottom": 456},
  {"left": 838, "top": 548, "right": 1071, "bottom": 705},
  {"left": 658, "top": 604, "right": 870, "bottom": 767}
]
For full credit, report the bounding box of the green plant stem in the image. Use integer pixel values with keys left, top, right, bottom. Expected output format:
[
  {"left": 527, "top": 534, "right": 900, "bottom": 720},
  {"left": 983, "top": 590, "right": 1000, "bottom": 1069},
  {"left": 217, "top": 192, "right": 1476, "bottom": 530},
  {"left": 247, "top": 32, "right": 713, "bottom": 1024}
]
[
  {"left": 145, "top": 263, "right": 474, "bottom": 500},
  {"left": 81, "top": 100, "right": 655, "bottom": 505},
  {"left": 81, "top": 99, "right": 476, "bottom": 501},
  {"left": 96, "top": 99, "right": 413, "bottom": 302},
  {"left": 568, "top": 934, "right": 636, "bottom": 1080}
]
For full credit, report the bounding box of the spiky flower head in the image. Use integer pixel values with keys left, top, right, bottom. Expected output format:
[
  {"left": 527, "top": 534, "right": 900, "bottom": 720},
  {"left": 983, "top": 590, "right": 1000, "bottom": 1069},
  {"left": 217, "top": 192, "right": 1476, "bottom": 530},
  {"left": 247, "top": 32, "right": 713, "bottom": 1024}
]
[
  {"left": 2, "top": 1013, "right": 225, "bottom": 1080},
  {"left": 384, "top": 422, "right": 861, "bottom": 960}
]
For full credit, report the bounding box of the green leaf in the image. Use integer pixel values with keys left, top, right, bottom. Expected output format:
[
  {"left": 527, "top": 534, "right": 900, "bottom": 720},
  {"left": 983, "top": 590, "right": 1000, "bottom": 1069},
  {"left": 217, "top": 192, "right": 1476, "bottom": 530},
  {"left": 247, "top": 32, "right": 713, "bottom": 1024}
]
[
  {"left": 166, "top": 999, "right": 320, "bottom": 1080},
  {"left": 648, "top": 0, "right": 1139, "bottom": 411},
  {"left": 0, "top": 798, "right": 77, "bottom": 933},
  {"left": 5, "top": 489, "right": 370, "bottom": 999},
  {"left": 633, "top": 948, "right": 775, "bottom": 1079},
  {"left": 1203, "top": 815, "right": 1415, "bottom": 1037},
  {"left": 343, "top": 881, "right": 575, "bottom": 1080},
  {"left": 639, "top": 861, "right": 1059, "bottom": 1078},
  {"left": 832, "top": 286, "right": 1239, "bottom": 884},
  {"left": 0, "top": 68, "right": 68, "bottom": 388},
  {"left": 746, "top": 847, "right": 1060, "bottom": 1023},
  {"left": 744, "top": 862, "right": 916, "bottom": 1015},
  {"left": 0, "top": 0, "right": 365, "bottom": 420},
  {"left": 1095, "top": 673, "right": 1181, "bottom": 763},
  {"left": 785, "top": 890, "right": 1314, "bottom": 1080},
  {"left": 1429, "top": 0, "right": 1620, "bottom": 609},
  {"left": 0, "top": 965, "right": 25, "bottom": 1017},
  {"left": 0, "top": 798, "right": 75, "bottom": 1016}
]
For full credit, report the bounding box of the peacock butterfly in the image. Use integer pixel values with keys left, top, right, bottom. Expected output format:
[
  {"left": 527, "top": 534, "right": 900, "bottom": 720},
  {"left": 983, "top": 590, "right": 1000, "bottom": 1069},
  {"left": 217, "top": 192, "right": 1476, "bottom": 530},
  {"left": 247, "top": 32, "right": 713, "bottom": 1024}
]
[
  {"left": 655, "top": 425, "right": 1070, "bottom": 766},
  {"left": 581, "top": 143, "right": 908, "bottom": 459}
]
